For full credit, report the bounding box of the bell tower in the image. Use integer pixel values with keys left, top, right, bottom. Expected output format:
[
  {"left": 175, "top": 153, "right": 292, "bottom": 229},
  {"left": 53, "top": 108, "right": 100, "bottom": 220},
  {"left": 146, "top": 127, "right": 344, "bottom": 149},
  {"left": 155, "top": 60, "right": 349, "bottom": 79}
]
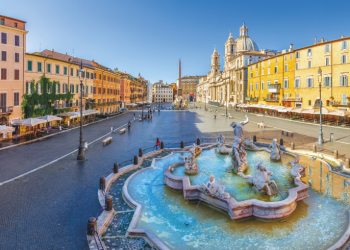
[{"left": 211, "top": 46, "right": 220, "bottom": 76}]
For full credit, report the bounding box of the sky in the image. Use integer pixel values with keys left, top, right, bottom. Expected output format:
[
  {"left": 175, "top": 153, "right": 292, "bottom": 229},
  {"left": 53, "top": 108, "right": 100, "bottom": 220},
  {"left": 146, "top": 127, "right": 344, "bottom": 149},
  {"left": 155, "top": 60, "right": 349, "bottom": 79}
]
[{"left": 2, "top": 0, "right": 350, "bottom": 84}]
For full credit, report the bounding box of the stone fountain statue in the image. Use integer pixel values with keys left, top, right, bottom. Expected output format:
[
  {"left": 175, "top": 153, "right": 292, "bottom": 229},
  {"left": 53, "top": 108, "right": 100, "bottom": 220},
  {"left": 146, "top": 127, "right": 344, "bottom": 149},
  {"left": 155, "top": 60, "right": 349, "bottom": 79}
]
[
  {"left": 199, "top": 174, "right": 230, "bottom": 199},
  {"left": 289, "top": 156, "right": 306, "bottom": 179},
  {"left": 180, "top": 144, "right": 201, "bottom": 175},
  {"left": 269, "top": 139, "right": 283, "bottom": 161},
  {"left": 230, "top": 116, "right": 249, "bottom": 173},
  {"left": 243, "top": 137, "right": 270, "bottom": 152},
  {"left": 238, "top": 162, "right": 278, "bottom": 196},
  {"left": 216, "top": 134, "right": 228, "bottom": 154}
]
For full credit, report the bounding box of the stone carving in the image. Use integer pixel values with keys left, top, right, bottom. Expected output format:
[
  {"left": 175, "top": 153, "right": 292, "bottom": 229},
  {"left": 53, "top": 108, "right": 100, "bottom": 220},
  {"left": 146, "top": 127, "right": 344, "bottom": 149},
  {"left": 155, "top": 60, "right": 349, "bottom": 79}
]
[
  {"left": 289, "top": 156, "right": 306, "bottom": 179},
  {"left": 199, "top": 174, "right": 230, "bottom": 199},
  {"left": 243, "top": 137, "right": 269, "bottom": 152},
  {"left": 180, "top": 144, "right": 201, "bottom": 175},
  {"left": 238, "top": 162, "right": 278, "bottom": 196},
  {"left": 216, "top": 134, "right": 228, "bottom": 154},
  {"left": 269, "top": 139, "right": 283, "bottom": 161},
  {"left": 230, "top": 116, "right": 249, "bottom": 173}
]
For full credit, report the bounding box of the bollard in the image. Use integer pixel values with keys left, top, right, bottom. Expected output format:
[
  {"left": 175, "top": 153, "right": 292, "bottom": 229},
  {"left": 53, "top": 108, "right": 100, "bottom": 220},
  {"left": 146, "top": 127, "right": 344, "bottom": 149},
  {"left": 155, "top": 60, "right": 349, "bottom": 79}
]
[
  {"left": 181, "top": 141, "right": 185, "bottom": 148},
  {"left": 111, "top": 127, "right": 113, "bottom": 132},
  {"left": 253, "top": 135, "right": 257, "bottom": 143},
  {"left": 346, "top": 159, "right": 350, "bottom": 169},
  {"left": 87, "top": 217, "right": 97, "bottom": 235},
  {"left": 291, "top": 142, "right": 295, "bottom": 150},
  {"left": 99, "top": 177, "right": 106, "bottom": 190},
  {"left": 161, "top": 141, "right": 164, "bottom": 149},
  {"left": 279, "top": 138, "right": 283, "bottom": 146},
  {"left": 313, "top": 145, "right": 317, "bottom": 153},
  {"left": 105, "top": 195, "right": 113, "bottom": 211},
  {"left": 330, "top": 133, "right": 334, "bottom": 142},
  {"left": 113, "top": 163, "right": 119, "bottom": 173},
  {"left": 197, "top": 138, "right": 201, "bottom": 145},
  {"left": 334, "top": 150, "right": 338, "bottom": 159},
  {"left": 134, "top": 155, "right": 139, "bottom": 165},
  {"left": 139, "top": 148, "right": 143, "bottom": 157}
]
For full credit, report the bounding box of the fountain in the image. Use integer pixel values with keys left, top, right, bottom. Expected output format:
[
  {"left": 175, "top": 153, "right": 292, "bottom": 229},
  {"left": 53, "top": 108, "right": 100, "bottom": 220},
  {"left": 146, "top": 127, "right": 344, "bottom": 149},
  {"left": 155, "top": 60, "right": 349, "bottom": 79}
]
[
  {"left": 269, "top": 138, "right": 283, "bottom": 161},
  {"left": 244, "top": 137, "right": 271, "bottom": 152},
  {"left": 199, "top": 174, "right": 230, "bottom": 199},
  {"left": 230, "top": 116, "right": 249, "bottom": 173},
  {"left": 180, "top": 143, "right": 201, "bottom": 175},
  {"left": 216, "top": 134, "right": 228, "bottom": 154}
]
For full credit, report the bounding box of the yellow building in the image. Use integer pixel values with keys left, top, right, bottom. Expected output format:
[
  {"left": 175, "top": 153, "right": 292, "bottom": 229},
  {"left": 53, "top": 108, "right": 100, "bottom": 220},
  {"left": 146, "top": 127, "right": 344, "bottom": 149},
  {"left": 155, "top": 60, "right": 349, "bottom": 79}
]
[{"left": 247, "top": 36, "right": 350, "bottom": 110}]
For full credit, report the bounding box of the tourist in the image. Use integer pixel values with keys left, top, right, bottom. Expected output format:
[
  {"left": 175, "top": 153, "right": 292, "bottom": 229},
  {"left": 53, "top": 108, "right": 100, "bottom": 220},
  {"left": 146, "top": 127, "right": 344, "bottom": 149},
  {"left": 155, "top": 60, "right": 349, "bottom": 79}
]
[
  {"left": 156, "top": 138, "right": 161, "bottom": 150},
  {"left": 59, "top": 125, "right": 62, "bottom": 134},
  {"left": 214, "top": 114, "right": 217, "bottom": 119},
  {"left": 134, "top": 113, "right": 135, "bottom": 118}
]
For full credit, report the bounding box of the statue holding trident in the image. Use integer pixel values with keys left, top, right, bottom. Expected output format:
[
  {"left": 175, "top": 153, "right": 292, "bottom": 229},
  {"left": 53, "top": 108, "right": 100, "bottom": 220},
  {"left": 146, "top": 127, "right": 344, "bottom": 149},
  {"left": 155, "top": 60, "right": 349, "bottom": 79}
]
[{"left": 230, "top": 115, "right": 249, "bottom": 173}]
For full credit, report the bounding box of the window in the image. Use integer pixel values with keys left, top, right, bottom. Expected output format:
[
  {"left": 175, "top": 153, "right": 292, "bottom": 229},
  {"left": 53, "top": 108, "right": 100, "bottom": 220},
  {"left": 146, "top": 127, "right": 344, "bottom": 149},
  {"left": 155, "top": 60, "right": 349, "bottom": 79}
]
[
  {"left": 268, "top": 59, "right": 270, "bottom": 65},
  {"left": 274, "top": 66, "right": 278, "bottom": 73},
  {"left": 275, "top": 58, "right": 278, "bottom": 63},
  {"left": 341, "top": 54, "right": 347, "bottom": 64},
  {"left": 255, "top": 64, "right": 258, "bottom": 69},
  {"left": 1, "top": 51, "right": 6, "bottom": 61},
  {"left": 76, "top": 85, "right": 79, "bottom": 93},
  {"left": 261, "top": 93, "right": 264, "bottom": 100},
  {"left": 255, "top": 83, "right": 258, "bottom": 90},
  {"left": 86, "top": 72, "right": 89, "bottom": 79},
  {"left": 14, "top": 69, "right": 19, "bottom": 80},
  {"left": 294, "top": 79, "right": 300, "bottom": 88},
  {"left": 76, "top": 69, "right": 79, "bottom": 77},
  {"left": 14, "top": 52, "right": 19, "bottom": 63},
  {"left": 64, "top": 67, "right": 67, "bottom": 75},
  {"left": 1, "top": 32, "right": 7, "bottom": 44},
  {"left": 307, "top": 78, "right": 313, "bottom": 88},
  {"left": 340, "top": 75, "right": 348, "bottom": 86},
  {"left": 14, "top": 93, "right": 19, "bottom": 106},
  {"left": 47, "top": 64, "right": 51, "bottom": 73},
  {"left": 14, "top": 35, "right": 19, "bottom": 46},
  {"left": 285, "top": 64, "right": 288, "bottom": 72},
  {"left": 261, "top": 81, "right": 264, "bottom": 90},
  {"left": 262, "top": 61, "right": 264, "bottom": 67},
  {"left": 324, "top": 44, "right": 331, "bottom": 53},
  {"left": 324, "top": 76, "right": 332, "bottom": 87},
  {"left": 341, "top": 41, "right": 348, "bottom": 50},
  {"left": 70, "top": 85, "right": 74, "bottom": 93},
  {"left": 268, "top": 68, "right": 270, "bottom": 74},
  {"left": 307, "top": 49, "right": 312, "bottom": 56},
  {"left": 56, "top": 65, "right": 59, "bottom": 74},
  {"left": 103, "top": 75, "right": 106, "bottom": 80},
  {"left": 27, "top": 61, "right": 32, "bottom": 71},
  {"left": 284, "top": 55, "right": 287, "bottom": 61},
  {"left": 283, "top": 79, "right": 288, "bottom": 88},
  {"left": 99, "top": 74, "right": 101, "bottom": 80},
  {"left": 91, "top": 73, "right": 93, "bottom": 80},
  {"left": 0, "top": 19, "right": 4, "bottom": 25},
  {"left": 290, "top": 54, "right": 293, "bottom": 60},
  {"left": 325, "top": 57, "right": 330, "bottom": 66},
  {"left": 295, "top": 62, "right": 299, "bottom": 70},
  {"left": 91, "top": 86, "right": 93, "bottom": 93},
  {"left": 342, "top": 94, "right": 348, "bottom": 105},
  {"left": 295, "top": 51, "right": 300, "bottom": 59},
  {"left": 250, "top": 83, "right": 252, "bottom": 91},
  {"left": 308, "top": 60, "right": 312, "bottom": 68},
  {"left": 14, "top": 22, "right": 17, "bottom": 28},
  {"left": 250, "top": 72, "right": 252, "bottom": 78},
  {"left": 94, "top": 73, "right": 96, "bottom": 79}
]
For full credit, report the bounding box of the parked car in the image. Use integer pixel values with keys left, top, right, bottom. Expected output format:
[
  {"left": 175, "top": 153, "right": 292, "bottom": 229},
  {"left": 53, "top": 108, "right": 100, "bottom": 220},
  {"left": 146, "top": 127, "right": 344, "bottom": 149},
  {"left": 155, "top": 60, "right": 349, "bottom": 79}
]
[
  {"left": 146, "top": 104, "right": 151, "bottom": 108},
  {"left": 120, "top": 108, "right": 128, "bottom": 112}
]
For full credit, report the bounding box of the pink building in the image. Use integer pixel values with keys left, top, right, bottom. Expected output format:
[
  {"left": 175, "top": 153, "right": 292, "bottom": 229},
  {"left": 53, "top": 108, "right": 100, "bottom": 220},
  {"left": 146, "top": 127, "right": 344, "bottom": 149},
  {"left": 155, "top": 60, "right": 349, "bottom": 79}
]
[{"left": 0, "top": 15, "right": 27, "bottom": 125}]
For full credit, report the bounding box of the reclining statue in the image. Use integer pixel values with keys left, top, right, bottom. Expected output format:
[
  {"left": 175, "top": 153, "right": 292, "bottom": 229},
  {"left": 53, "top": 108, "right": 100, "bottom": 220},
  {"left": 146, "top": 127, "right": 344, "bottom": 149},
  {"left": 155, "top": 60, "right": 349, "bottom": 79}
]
[
  {"left": 289, "top": 156, "right": 306, "bottom": 179},
  {"left": 230, "top": 116, "right": 249, "bottom": 173},
  {"left": 199, "top": 174, "right": 230, "bottom": 199},
  {"left": 243, "top": 137, "right": 271, "bottom": 152},
  {"left": 238, "top": 162, "right": 278, "bottom": 196},
  {"left": 269, "top": 139, "right": 283, "bottom": 161},
  {"left": 216, "top": 134, "right": 228, "bottom": 154}
]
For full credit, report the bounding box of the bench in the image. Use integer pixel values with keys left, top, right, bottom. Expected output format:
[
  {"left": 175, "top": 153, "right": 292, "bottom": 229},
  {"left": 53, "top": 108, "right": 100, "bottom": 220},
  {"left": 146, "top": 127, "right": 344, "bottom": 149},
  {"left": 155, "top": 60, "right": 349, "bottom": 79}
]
[
  {"left": 102, "top": 137, "right": 112, "bottom": 145},
  {"left": 120, "top": 128, "right": 126, "bottom": 134},
  {"left": 281, "top": 130, "right": 293, "bottom": 137},
  {"left": 228, "top": 115, "right": 233, "bottom": 119},
  {"left": 221, "top": 113, "right": 225, "bottom": 116}
]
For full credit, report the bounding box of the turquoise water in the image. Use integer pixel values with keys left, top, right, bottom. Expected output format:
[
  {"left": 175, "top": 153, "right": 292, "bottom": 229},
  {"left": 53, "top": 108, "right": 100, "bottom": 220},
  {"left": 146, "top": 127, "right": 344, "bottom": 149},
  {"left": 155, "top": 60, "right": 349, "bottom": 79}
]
[
  {"left": 127, "top": 150, "right": 350, "bottom": 250},
  {"left": 172, "top": 149, "right": 295, "bottom": 202}
]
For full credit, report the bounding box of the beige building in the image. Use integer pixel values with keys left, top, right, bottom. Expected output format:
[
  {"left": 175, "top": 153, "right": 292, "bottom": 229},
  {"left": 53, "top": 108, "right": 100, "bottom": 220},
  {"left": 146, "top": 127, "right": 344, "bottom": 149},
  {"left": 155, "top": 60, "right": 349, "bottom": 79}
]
[
  {"left": 0, "top": 15, "right": 28, "bottom": 125},
  {"left": 25, "top": 50, "right": 94, "bottom": 112},
  {"left": 176, "top": 76, "right": 199, "bottom": 101},
  {"left": 153, "top": 81, "right": 173, "bottom": 103}
]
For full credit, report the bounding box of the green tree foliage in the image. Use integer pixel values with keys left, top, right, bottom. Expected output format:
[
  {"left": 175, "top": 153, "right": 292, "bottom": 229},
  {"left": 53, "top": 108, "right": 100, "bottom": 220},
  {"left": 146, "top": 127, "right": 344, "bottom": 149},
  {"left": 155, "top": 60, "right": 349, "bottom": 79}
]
[{"left": 21, "top": 75, "right": 74, "bottom": 118}]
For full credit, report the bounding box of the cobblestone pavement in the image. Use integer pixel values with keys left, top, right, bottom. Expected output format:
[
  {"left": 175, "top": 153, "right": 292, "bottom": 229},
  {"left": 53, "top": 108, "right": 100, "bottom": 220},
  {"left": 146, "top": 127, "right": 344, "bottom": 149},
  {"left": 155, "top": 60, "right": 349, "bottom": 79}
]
[{"left": 1, "top": 103, "right": 350, "bottom": 249}]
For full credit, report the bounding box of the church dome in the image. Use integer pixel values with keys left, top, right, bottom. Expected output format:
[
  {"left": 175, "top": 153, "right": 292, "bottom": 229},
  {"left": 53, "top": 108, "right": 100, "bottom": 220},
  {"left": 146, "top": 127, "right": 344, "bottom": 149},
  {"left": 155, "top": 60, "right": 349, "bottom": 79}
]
[{"left": 235, "top": 23, "right": 259, "bottom": 52}]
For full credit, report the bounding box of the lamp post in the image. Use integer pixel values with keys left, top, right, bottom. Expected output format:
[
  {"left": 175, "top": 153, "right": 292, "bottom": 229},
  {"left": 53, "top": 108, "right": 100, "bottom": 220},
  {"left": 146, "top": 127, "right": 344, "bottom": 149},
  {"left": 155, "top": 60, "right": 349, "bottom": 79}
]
[
  {"left": 205, "top": 92, "right": 206, "bottom": 110},
  {"left": 225, "top": 85, "right": 228, "bottom": 117},
  {"left": 318, "top": 67, "right": 323, "bottom": 145},
  {"left": 77, "top": 61, "right": 85, "bottom": 161}
]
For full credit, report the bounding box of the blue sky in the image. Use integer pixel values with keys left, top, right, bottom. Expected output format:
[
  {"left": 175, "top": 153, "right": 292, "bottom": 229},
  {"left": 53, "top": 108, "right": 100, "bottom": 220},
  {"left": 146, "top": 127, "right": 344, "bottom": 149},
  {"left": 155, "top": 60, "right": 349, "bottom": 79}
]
[{"left": 2, "top": 0, "right": 350, "bottom": 84}]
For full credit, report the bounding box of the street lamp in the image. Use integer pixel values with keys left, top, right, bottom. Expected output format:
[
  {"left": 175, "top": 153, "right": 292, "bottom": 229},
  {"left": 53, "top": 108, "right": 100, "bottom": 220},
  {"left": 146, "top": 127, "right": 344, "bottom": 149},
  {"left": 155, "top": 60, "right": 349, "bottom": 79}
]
[
  {"left": 225, "top": 85, "right": 228, "bottom": 117},
  {"left": 318, "top": 67, "right": 323, "bottom": 145},
  {"left": 77, "top": 61, "right": 85, "bottom": 161}
]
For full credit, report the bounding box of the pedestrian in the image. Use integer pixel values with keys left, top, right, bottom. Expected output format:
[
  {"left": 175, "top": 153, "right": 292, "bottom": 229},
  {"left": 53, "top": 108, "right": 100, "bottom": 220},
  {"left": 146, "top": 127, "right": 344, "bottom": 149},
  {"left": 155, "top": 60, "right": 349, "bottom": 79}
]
[
  {"left": 214, "top": 114, "right": 217, "bottom": 119},
  {"left": 156, "top": 138, "right": 161, "bottom": 150},
  {"left": 59, "top": 125, "right": 62, "bottom": 134},
  {"left": 134, "top": 113, "right": 135, "bottom": 118}
]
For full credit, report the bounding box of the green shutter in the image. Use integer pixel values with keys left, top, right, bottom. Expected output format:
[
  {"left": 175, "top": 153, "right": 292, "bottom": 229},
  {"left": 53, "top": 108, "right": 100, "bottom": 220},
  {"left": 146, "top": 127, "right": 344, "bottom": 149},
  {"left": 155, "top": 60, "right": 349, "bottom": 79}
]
[
  {"left": 47, "top": 64, "right": 51, "bottom": 73},
  {"left": 76, "top": 85, "right": 79, "bottom": 93},
  {"left": 340, "top": 76, "right": 343, "bottom": 86},
  {"left": 323, "top": 77, "right": 326, "bottom": 87},
  {"left": 64, "top": 67, "right": 67, "bottom": 75},
  {"left": 28, "top": 61, "right": 32, "bottom": 71},
  {"left": 72, "top": 85, "right": 74, "bottom": 93},
  {"left": 58, "top": 83, "right": 61, "bottom": 93},
  {"left": 30, "top": 82, "right": 34, "bottom": 93}
]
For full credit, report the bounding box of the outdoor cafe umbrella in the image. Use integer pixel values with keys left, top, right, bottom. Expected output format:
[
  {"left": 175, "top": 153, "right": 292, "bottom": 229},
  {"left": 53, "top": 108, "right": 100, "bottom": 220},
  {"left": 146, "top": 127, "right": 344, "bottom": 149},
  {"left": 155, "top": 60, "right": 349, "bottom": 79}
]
[
  {"left": 56, "top": 113, "right": 78, "bottom": 119},
  {"left": 301, "top": 108, "right": 335, "bottom": 115},
  {"left": 12, "top": 118, "right": 47, "bottom": 127},
  {"left": 39, "top": 115, "right": 62, "bottom": 122},
  {"left": 0, "top": 125, "right": 15, "bottom": 134},
  {"left": 84, "top": 109, "right": 99, "bottom": 115}
]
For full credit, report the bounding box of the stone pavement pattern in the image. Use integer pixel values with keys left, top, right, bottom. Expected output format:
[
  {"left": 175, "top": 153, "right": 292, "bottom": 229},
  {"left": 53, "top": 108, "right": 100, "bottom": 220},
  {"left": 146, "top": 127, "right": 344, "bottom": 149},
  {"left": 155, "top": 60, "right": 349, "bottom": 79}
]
[{"left": 0, "top": 103, "right": 350, "bottom": 249}]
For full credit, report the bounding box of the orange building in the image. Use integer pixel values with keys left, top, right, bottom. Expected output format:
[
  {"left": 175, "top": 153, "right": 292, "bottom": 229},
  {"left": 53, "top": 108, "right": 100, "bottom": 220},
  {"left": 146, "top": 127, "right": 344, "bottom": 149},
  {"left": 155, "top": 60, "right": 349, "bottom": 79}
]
[
  {"left": 120, "top": 73, "right": 131, "bottom": 105},
  {"left": 92, "top": 62, "right": 120, "bottom": 114}
]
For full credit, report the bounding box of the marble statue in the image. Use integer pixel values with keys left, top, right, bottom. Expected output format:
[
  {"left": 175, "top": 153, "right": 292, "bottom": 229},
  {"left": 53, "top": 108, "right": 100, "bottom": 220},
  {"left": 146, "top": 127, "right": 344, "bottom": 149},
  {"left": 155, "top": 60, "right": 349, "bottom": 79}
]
[
  {"left": 289, "top": 156, "right": 306, "bottom": 179},
  {"left": 180, "top": 144, "right": 201, "bottom": 175},
  {"left": 269, "top": 139, "right": 283, "bottom": 161},
  {"left": 238, "top": 162, "right": 278, "bottom": 196},
  {"left": 243, "top": 137, "right": 270, "bottom": 152},
  {"left": 216, "top": 134, "right": 228, "bottom": 154},
  {"left": 199, "top": 174, "right": 230, "bottom": 199},
  {"left": 230, "top": 116, "right": 249, "bottom": 173}
]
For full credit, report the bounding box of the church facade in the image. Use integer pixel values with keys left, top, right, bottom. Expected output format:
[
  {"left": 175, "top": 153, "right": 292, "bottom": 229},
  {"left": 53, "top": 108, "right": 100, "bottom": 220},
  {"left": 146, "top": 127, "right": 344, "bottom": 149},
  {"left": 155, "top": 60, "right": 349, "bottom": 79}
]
[{"left": 197, "top": 23, "right": 280, "bottom": 106}]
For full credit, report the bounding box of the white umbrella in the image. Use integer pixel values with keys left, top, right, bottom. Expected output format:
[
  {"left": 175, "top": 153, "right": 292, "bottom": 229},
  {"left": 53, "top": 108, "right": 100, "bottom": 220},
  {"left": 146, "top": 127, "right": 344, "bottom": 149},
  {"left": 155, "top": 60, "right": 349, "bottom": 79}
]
[
  {"left": 68, "top": 111, "right": 82, "bottom": 118},
  {"left": 301, "top": 108, "right": 335, "bottom": 115},
  {"left": 12, "top": 118, "right": 47, "bottom": 127},
  {"left": 84, "top": 109, "right": 99, "bottom": 115},
  {"left": 39, "top": 115, "right": 62, "bottom": 122},
  {"left": 277, "top": 107, "right": 294, "bottom": 113},
  {"left": 126, "top": 103, "right": 137, "bottom": 106},
  {"left": 0, "top": 125, "right": 15, "bottom": 134},
  {"left": 328, "top": 110, "right": 350, "bottom": 117},
  {"left": 56, "top": 113, "right": 78, "bottom": 119}
]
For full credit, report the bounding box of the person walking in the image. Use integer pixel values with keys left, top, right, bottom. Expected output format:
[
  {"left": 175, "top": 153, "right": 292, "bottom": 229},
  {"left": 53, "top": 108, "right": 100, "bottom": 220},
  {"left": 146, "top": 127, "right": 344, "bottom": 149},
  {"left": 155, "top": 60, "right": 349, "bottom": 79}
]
[
  {"left": 156, "top": 138, "right": 161, "bottom": 150},
  {"left": 214, "top": 114, "right": 217, "bottom": 119}
]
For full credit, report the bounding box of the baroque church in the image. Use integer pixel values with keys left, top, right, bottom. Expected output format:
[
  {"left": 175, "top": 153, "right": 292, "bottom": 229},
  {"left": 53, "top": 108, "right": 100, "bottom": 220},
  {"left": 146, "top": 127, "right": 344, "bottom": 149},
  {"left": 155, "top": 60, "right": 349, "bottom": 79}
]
[{"left": 197, "top": 23, "right": 280, "bottom": 106}]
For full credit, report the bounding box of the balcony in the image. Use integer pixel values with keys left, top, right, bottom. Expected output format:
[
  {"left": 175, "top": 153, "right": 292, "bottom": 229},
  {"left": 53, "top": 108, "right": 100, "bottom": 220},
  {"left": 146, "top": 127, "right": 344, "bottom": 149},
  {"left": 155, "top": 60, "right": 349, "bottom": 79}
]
[
  {"left": 246, "top": 97, "right": 259, "bottom": 102},
  {"left": 68, "top": 102, "right": 82, "bottom": 108},
  {"left": 330, "top": 100, "right": 350, "bottom": 107},
  {"left": 264, "top": 97, "right": 279, "bottom": 102},
  {"left": 0, "top": 106, "right": 13, "bottom": 115},
  {"left": 54, "top": 103, "right": 67, "bottom": 109},
  {"left": 282, "top": 97, "right": 302, "bottom": 102},
  {"left": 268, "top": 84, "right": 281, "bottom": 93}
]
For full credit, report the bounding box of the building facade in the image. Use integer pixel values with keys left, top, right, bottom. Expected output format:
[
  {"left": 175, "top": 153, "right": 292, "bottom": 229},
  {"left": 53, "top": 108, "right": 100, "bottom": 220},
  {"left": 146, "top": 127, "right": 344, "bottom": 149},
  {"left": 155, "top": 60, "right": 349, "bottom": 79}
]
[
  {"left": 153, "top": 81, "right": 173, "bottom": 103},
  {"left": 92, "top": 62, "right": 120, "bottom": 114},
  {"left": 146, "top": 81, "right": 153, "bottom": 103},
  {"left": 247, "top": 36, "right": 350, "bottom": 110},
  {"left": 0, "top": 15, "right": 27, "bottom": 125},
  {"left": 176, "top": 76, "right": 199, "bottom": 101},
  {"left": 197, "top": 23, "right": 279, "bottom": 106}
]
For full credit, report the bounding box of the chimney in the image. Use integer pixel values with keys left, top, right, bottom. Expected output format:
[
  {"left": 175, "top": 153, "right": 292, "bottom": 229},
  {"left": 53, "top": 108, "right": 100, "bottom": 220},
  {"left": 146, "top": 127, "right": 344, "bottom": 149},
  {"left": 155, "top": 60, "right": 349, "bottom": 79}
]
[
  {"left": 52, "top": 49, "right": 54, "bottom": 52},
  {"left": 289, "top": 43, "right": 294, "bottom": 52},
  {"left": 342, "top": 35, "right": 345, "bottom": 38},
  {"left": 321, "top": 37, "right": 324, "bottom": 43},
  {"left": 315, "top": 37, "right": 317, "bottom": 44}
]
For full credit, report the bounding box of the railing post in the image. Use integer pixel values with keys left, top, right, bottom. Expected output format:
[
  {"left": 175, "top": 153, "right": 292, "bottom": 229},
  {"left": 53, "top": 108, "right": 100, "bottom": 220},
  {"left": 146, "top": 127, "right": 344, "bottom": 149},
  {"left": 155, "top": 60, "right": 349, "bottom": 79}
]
[
  {"left": 279, "top": 138, "right": 283, "bottom": 146},
  {"left": 161, "top": 141, "right": 164, "bottom": 149},
  {"left": 313, "top": 145, "right": 317, "bottom": 153},
  {"left": 134, "top": 155, "right": 139, "bottom": 165},
  {"left": 181, "top": 141, "right": 184, "bottom": 148},
  {"left": 105, "top": 195, "right": 113, "bottom": 211},
  {"left": 113, "top": 163, "right": 119, "bottom": 173},
  {"left": 253, "top": 135, "right": 256, "bottom": 142},
  {"left": 99, "top": 177, "right": 105, "bottom": 190},
  {"left": 139, "top": 148, "right": 143, "bottom": 157},
  {"left": 87, "top": 217, "right": 97, "bottom": 235},
  {"left": 334, "top": 150, "right": 338, "bottom": 159},
  {"left": 291, "top": 142, "right": 295, "bottom": 150},
  {"left": 197, "top": 138, "right": 201, "bottom": 145}
]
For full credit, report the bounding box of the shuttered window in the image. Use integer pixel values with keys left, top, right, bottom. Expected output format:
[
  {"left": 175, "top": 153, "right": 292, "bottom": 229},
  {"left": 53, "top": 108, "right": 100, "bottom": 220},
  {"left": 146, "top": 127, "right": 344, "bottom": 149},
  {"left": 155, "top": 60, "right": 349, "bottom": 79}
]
[
  {"left": 341, "top": 41, "right": 348, "bottom": 50},
  {"left": 341, "top": 55, "right": 347, "bottom": 64},
  {"left": 307, "top": 78, "right": 313, "bottom": 88},
  {"left": 324, "top": 44, "right": 331, "bottom": 53},
  {"left": 47, "top": 64, "right": 51, "bottom": 73},
  {"left": 1, "top": 51, "right": 6, "bottom": 61},
  {"left": 1, "top": 33, "right": 7, "bottom": 44},
  {"left": 323, "top": 76, "right": 332, "bottom": 87},
  {"left": 14, "top": 93, "right": 19, "bottom": 106},
  {"left": 64, "top": 67, "right": 67, "bottom": 75},
  {"left": 27, "top": 61, "right": 32, "bottom": 71},
  {"left": 340, "top": 75, "right": 348, "bottom": 86},
  {"left": 70, "top": 68, "right": 73, "bottom": 76},
  {"left": 1, "top": 68, "right": 7, "bottom": 80},
  {"left": 14, "top": 35, "right": 19, "bottom": 46},
  {"left": 56, "top": 65, "right": 59, "bottom": 74},
  {"left": 14, "top": 69, "right": 19, "bottom": 80},
  {"left": 283, "top": 80, "right": 288, "bottom": 89},
  {"left": 38, "top": 62, "right": 42, "bottom": 72},
  {"left": 342, "top": 94, "right": 347, "bottom": 105},
  {"left": 76, "top": 85, "right": 79, "bottom": 93},
  {"left": 294, "top": 79, "right": 300, "bottom": 88},
  {"left": 15, "top": 53, "right": 19, "bottom": 63}
]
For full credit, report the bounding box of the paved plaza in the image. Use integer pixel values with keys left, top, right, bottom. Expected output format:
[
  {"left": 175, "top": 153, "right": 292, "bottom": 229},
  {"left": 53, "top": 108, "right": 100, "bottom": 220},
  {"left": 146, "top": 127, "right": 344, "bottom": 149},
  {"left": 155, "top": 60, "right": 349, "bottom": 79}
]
[{"left": 0, "top": 104, "right": 350, "bottom": 249}]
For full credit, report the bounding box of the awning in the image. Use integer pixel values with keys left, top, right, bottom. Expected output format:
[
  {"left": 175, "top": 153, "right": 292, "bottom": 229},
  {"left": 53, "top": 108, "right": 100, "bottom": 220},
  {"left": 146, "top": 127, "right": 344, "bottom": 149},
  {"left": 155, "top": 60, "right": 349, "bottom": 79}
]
[
  {"left": 12, "top": 118, "right": 47, "bottom": 127},
  {"left": 126, "top": 103, "right": 137, "bottom": 106},
  {"left": 84, "top": 109, "right": 99, "bottom": 115},
  {"left": 56, "top": 113, "right": 78, "bottom": 119},
  {"left": 39, "top": 115, "right": 62, "bottom": 122},
  {"left": 0, "top": 125, "right": 15, "bottom": 134}
]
